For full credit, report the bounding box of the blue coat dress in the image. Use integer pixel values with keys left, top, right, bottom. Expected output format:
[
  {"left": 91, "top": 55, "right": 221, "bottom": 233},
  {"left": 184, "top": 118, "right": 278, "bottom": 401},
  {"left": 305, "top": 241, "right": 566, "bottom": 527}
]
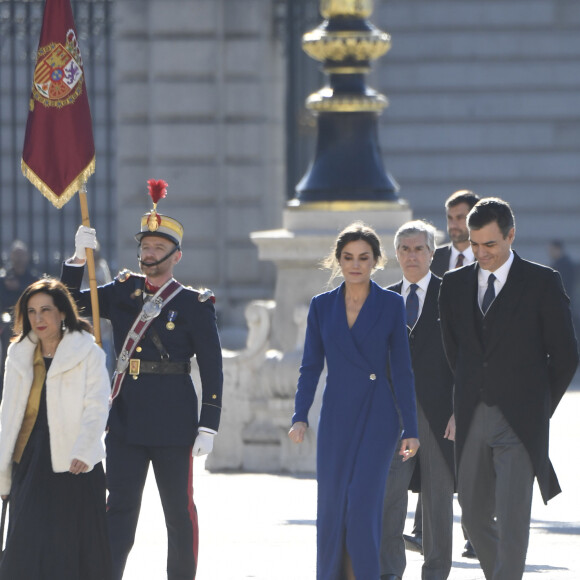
[{"left": 293, "top": 281, "right": 418, "bottom": 580}]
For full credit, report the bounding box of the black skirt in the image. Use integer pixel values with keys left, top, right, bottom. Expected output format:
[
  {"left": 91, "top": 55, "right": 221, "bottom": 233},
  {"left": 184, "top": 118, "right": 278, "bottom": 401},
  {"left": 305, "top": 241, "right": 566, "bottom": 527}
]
[{"left": 0, "top": 374, "right": 111, "bottom": 580}]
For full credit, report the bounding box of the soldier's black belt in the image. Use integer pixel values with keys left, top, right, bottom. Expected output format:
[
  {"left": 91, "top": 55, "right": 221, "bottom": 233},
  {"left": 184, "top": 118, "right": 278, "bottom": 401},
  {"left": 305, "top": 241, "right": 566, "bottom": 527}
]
[{"left": 128, "top": 359, "right": 191, "bottom": 376}]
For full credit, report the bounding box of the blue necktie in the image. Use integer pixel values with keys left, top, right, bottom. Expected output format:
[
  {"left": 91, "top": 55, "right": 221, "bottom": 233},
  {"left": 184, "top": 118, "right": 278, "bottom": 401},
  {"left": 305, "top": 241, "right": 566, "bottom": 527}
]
[
  {"left": 406, "top": 283, "right": 419, "bottom": 328},
  {"left": 481, "top": 273, "right": 496, "bottom": 314}
]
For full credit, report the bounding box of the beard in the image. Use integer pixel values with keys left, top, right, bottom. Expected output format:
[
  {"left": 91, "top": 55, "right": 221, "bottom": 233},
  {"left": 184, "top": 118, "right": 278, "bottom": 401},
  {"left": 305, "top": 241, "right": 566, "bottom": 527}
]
[
  {"left": 139, "top": 260, "right": 170, "bottom": 279},
  {"left": 449, "top": 228, "right": 469, "bottom": 244}
]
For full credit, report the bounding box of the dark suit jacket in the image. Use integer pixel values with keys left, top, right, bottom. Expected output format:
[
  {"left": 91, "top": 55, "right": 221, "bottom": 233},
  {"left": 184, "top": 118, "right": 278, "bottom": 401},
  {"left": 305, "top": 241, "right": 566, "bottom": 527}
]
[
  {"left": 389, "top": 276, "right": 454, "bottom": 490},
  {"left": 439, "top": 253, "right": 578, "bottom": 502},
  {"left": 431, "top": 245, "right": 452, "bottom": 278}
]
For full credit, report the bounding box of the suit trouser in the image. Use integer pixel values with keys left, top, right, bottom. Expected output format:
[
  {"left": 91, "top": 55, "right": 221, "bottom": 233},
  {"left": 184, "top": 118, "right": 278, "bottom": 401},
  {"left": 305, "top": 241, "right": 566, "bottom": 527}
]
[
  {"left": 105, "top": 433, "right": 198, "bottom": 580},
  {"left": 380, "top": 404, "right": 454, "bottom": 580},
  {"left": 412, "top": 491, "right": 470, "bottom": 544},
  {"left": 458, "top": 403, "right": 534, "bottom": 580}
]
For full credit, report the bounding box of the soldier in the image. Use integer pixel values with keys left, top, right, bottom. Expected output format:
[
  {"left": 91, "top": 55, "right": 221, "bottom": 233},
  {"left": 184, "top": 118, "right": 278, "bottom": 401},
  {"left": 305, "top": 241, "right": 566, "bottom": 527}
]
[{"left": 62, "top": 179, "right": 223, "bottom": 580}]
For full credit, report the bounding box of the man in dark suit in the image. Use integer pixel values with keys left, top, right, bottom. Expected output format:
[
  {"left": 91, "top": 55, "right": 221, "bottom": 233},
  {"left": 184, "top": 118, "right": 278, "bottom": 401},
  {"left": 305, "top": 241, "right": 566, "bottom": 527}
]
[
  {"left": 439, "top": 198, "right": 578, "bottom": 579},
  {"left": 408, "top": 189, "right": 480, "bottom": 559},
  {"left": 380, "top": 221, "right": 455, "bottom": 580},
  {"left": 431, "top": 190, "right": 480, "bottom": 278},
  {"left": 63, "top": 181, "right": 223, "bottom": 580}
]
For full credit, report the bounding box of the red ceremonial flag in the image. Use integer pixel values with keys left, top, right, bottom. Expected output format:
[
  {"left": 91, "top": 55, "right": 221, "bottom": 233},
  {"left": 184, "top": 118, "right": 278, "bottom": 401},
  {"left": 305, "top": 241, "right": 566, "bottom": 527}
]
[{"left": 21, "top": 0, "right": 95, "bottom": 209}]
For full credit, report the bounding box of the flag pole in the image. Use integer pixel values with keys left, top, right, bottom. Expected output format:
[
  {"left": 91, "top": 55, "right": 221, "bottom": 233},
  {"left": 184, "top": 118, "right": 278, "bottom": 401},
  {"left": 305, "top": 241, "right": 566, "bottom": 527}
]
[{"left": 79, "top": 183, "right": 102, "bottom": 346}]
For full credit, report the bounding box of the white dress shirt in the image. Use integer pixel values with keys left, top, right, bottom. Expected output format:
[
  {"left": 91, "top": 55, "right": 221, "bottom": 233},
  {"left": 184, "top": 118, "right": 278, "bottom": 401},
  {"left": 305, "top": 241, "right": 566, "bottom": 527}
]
[
  {"left": 449, "top": 245, "right": 475, "bottom": 270},
  {"left": 477, "top": 251, "right": 514, "bottom": 312}
]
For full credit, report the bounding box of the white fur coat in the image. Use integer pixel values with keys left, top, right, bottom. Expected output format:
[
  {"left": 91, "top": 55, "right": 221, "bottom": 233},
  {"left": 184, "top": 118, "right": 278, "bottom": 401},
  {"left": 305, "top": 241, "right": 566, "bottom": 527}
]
[{"left": 0, "top": 329, "right": 110, "bottom": 495}]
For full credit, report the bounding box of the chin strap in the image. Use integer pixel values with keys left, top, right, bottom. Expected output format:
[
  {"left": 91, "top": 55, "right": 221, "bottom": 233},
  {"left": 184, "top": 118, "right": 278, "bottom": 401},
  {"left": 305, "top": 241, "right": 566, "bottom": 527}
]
[{"left": 138, "top": 243, "right": 180, "bottom": 267}]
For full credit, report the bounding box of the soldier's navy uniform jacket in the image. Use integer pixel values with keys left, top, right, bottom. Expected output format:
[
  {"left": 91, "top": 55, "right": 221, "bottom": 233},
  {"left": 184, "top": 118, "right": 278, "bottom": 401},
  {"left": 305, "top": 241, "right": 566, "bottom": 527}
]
[
  {"left": 62, "top": 261, "right": 223, "bottom": 580},
  {"left": 61, "top": 263, "right": 223, "bottom": 443}
]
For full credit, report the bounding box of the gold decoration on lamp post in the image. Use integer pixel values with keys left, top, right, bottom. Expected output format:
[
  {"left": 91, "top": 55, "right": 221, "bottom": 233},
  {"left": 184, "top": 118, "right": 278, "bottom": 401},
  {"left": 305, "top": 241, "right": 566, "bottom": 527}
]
[
  {"left": 320, "top": 0, "right": 374, "bottom": 19},
  {"left": 303, "top": 29, "right": 391, "bottom": 64},
  {"left": 302, "top": 0, "right": 391, "bottom": 113},
  {"left": 293, "top": 0, "right": 399, "bottom": 203}
]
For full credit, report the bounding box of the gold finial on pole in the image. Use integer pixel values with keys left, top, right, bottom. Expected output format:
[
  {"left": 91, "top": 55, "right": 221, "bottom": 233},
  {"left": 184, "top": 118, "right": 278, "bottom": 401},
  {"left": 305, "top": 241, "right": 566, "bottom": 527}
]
[{"left": 302, "top": 0, "right": 391, "bottom": 113}]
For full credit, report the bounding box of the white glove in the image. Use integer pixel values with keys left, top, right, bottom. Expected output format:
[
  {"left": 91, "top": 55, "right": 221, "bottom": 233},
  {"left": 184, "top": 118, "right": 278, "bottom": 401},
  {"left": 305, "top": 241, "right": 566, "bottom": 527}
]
[
  {"left": 192, "top": 431, "right": 215, "bottom": 457},
  {"left": 74, "top": 225, "right": 97, "bottom": 260}
]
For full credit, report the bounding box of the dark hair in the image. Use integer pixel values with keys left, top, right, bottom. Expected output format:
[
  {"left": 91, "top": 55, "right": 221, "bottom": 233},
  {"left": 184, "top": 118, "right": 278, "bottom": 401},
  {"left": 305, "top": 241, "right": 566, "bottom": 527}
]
[
  {"left": 467, "top": 197, "right": 515, "bottom": 238},
  {"left": 322, "top": 221, "right": 386, "bottom": 282},
  {"left": 445, "top": 190, "right": 480, "bottom": 211},
  {"left": 13, "top": 277, "right": 92, "bottom": 341}
]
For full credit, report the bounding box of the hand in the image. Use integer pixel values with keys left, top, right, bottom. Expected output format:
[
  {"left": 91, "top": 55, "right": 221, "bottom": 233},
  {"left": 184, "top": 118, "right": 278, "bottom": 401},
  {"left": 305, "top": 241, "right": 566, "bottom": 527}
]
[
  {"left": 74, "top": 225, "right": 97, "bottom": 261},
  {"left": 1, "top": 495, "right": 8, "bottom": 501},
  {"left": 399, "top": 437, "right": 420, "bottom": 462},
  {"left": 444, "top": 414, "right": 456, "bottom": 441},
  {"left": 69, "top": 458, "right": 89, "bottom": 474},
  {"left": 288, "top": 422, "right": 307, "bottom": 444},
  {"left": 192, "top": 431, "right": 215, "bottom": 457}
]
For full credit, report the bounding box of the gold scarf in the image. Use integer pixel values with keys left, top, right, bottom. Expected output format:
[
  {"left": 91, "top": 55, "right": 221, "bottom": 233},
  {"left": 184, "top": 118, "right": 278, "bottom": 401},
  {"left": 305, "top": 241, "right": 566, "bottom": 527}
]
[{"left": 13, "top": 343, "right": 46, "bottom": 463}]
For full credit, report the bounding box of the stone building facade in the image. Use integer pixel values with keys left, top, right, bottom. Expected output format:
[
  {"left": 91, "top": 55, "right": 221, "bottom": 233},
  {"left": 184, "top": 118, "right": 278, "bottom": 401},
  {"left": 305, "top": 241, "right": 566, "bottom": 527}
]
[
  {"left": 113, "top": 0, "right": 580, "bottom": 342},
  {"left": 2, "top": 0, "right": 580, "bottom": 339}
]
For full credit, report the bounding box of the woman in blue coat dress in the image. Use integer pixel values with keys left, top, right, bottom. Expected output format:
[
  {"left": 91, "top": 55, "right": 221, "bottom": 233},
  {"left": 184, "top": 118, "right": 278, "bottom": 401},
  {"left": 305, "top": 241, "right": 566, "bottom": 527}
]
[{"left": 289, "top": 222, "right": 419, "bottom": 580}]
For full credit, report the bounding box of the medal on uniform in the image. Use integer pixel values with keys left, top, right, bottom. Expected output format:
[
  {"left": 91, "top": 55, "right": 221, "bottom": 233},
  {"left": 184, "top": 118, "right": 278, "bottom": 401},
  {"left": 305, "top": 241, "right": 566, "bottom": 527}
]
[
  {"left": 166, "top": 310, "right": 177, "bottom": 330},
  {"left": 142, "top": 297, "right": 162, "bottom": 320}
]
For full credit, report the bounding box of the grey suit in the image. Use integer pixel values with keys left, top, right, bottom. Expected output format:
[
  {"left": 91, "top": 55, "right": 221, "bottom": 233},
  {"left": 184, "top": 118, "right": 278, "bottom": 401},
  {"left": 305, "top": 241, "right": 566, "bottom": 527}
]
[{"left": 380, "top": 276, "right": 455, "bottom": 580}]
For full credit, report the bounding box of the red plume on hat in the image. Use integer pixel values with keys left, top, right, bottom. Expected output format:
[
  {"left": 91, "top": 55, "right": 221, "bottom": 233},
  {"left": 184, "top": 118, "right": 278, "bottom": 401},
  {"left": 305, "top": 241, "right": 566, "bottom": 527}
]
[
  {"left": 146, "top": 179, "right": 168, "bottom": 231},
  {"left": 147, "top": 179, "right": 168, "bottom": 206}
]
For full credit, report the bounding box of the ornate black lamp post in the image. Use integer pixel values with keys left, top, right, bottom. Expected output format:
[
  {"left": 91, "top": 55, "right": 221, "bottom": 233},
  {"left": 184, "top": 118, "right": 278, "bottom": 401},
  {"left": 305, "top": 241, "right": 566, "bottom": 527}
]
[{"left": 292, "top": 0, "right": 398, "bottom": 204}]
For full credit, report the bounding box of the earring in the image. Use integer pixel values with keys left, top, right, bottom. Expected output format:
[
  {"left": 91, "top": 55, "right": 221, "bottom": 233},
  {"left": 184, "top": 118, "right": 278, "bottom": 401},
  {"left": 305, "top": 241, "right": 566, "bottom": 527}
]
[{"left": 61, "top": 319, "right": 66, "bottom": 331}]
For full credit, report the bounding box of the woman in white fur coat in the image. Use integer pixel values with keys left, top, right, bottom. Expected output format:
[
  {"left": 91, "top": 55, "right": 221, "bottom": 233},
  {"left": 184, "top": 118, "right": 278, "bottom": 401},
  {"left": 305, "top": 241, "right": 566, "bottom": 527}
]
[{"left": 0, "top": 278, "right": 111, "bottom": 579}]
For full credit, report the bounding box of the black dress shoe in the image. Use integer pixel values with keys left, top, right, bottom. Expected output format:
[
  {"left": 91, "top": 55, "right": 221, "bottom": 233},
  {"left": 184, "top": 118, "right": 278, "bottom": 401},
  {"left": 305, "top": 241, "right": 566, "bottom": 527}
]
[
  {"left": 402, "top": 533, "right": 423, "bottom": 555},
  {"left": 380, "top": 575, "right": 402, "bottom": 580},
  {"left": 462, "top": 539, "right": 477, "bottom": 559}
]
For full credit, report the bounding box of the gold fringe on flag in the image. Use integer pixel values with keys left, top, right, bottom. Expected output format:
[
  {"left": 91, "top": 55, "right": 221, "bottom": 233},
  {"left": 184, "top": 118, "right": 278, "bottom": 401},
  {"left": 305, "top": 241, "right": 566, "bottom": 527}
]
[{"left": 21, "top": 156, "right": 95, "bottom": 209}]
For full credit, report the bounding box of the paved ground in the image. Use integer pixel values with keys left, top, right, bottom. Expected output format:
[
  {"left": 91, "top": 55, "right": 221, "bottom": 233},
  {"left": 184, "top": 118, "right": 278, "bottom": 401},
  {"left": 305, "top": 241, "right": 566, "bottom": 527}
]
[{"left": 124, "top": 384, "right": 580, "bottom": 579}]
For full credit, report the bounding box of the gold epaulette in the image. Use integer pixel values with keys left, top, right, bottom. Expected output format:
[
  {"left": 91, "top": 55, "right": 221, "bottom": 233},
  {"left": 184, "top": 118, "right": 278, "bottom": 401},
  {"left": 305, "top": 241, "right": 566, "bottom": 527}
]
[{"left": 116, "top": 269, "right": 134, "bottom": 282}]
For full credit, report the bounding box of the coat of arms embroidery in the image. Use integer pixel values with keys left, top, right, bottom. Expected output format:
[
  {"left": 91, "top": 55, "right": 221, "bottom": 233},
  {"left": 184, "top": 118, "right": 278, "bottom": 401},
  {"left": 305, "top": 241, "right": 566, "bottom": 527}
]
[{"left": 31, "top": 29, "right": 84, "bottom": 109}]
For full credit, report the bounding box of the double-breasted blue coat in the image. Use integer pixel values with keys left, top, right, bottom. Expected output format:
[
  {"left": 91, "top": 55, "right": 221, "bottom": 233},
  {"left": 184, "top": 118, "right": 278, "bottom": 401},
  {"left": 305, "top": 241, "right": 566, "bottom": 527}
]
[{"left": 293, "top": 281, "right": 418, "bottom": 580}]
